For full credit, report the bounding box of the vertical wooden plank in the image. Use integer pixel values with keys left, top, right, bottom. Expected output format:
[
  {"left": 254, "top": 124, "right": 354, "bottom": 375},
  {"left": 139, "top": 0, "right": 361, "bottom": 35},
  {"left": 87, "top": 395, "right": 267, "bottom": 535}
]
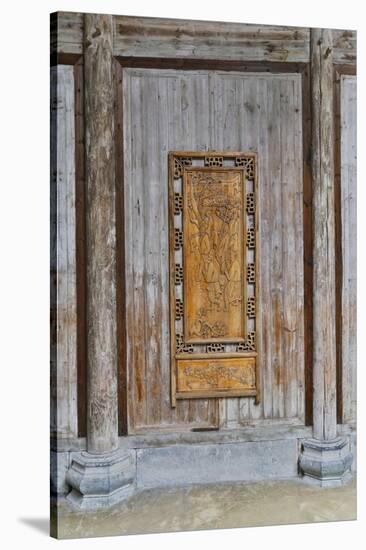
[
  {"left": 74, "top": 58, "right": 87, "bottom": 437},
  {"left": 340, "top": 75, "right": 357, "bottom": 424},
  {"left": 280, "top": 77, "right": 301, "bottom": 420},
  {"left": 269, "top": 77, "right": 285, "bottom": 420},
  {"left": 293, "top": 76, "right": 306, "bottom": 423},
  {"left": 114, "top": 59, "right": 128, "bottom": 435},
  {"left": 302, "top": 64, "right": 313, "bottom": 426},
  {"left": 125, "top": 73, "right": 147, "bottom": 430},
  {"left": 257, "top": 76, "right": 273, "bottom": 420},
  {"left": 50, "top": 64, "right": 78, "bottom": 438}
]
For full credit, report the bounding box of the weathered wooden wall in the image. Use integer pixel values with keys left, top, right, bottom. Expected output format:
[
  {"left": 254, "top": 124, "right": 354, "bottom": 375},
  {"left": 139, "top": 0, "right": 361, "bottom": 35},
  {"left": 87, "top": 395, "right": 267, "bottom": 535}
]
[
  {"left": 341, "top": 75, "right": 357, "bottom": 424},
  {"left": 51, "top": 13, "right": 356, "bottom": 441},
  {"left": 51, "top": 13, "right": 356, "bottom": 65},
  {"left": 50, "top": 65, "right": 78, "bottom": 438},
  {"left": 123, "top": 69, "right": 304, "bottom": 433}
]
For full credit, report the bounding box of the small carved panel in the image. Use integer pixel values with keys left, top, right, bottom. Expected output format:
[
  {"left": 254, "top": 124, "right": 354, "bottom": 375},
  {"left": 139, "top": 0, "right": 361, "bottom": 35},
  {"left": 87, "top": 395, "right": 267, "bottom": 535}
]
[
  {"left": 174, "top": 193, "right": 183, "bottom": 215},
  {"left": 247, "top": 263, "right": 255, "bottom": 283},
  {"left": 174, "top": 264, "right": 183, "bottom": 285},
  {"left": 204, "top": 156, "right": 223, "bottom": 167},
  {"left": 175, "top": 298, "right": 184, "bottom": 320},
  {"left": 247, "top": 296, "right": 256, "bottom": 318},
  {"left": 247, "top": 227, "right": 255, "bottom": 249},
  {"left": 207, "top": 343, "right": 225, "bottom": 353},
  {"left": 236, "top": 331, "right": 256, "bottom": 352},
  {"left": 174, "top": 157, "right": 192, "bottom": 179},
  {"left": 235, "top": 156, "right": 255, "bottom": 180},
  {"left": 246, "top": 192, "right": 255, "bottom": 214},
  {"left": 176, "top": 357, "right": 256, "bottom": 394},
  {"left": 169, "top": 152, "right": 259, "bottom": 402},
  {"left": 174, "top": 228, "right": 183, "bottom": 250},
  {"left": 176, "top": 334, "right": 194, "bottom": 354}
]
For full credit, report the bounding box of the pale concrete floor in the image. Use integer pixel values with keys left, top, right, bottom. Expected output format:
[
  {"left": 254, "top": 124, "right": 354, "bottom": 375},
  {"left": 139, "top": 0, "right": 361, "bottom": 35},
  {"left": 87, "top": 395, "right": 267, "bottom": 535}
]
[{"left": 54, "top": 477, "right": 357, "bottom": 539}]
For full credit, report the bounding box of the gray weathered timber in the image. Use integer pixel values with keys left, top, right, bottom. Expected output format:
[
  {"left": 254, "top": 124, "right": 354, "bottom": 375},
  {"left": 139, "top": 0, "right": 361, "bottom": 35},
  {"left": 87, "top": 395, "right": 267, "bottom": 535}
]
[
  {"left": 310, "top": 29, "right": 337, "bottom": 442},
  {"left": 84, "top": 14, "right": 119, "bottom": 453},
  {"left": 51, "top": 12, "right": 84, "bottom": 55},
  {"left": 123, "top": 69, "right": 304, "bottom": 432},
  {"left": 341, "top": 75, "right": 357, "bottom": 424},
  {"left": 113, "top": 16, "right": 310, "bottom": 62},
  {"left": 52, "top": 12, "right": 356, "bottom": 67},
  {"left": 333, "top": 30, "right": 357, "bottom": 65},
  {"left": 50, "top": 65, "right": 78, "bottom": 439}
]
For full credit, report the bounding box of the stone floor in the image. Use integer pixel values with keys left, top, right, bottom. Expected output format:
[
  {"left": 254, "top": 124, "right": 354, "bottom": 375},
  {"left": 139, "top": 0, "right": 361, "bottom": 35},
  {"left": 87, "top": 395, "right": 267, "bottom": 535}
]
[{"left": 53, "top": 477, "right": 357, "bottom": 539}]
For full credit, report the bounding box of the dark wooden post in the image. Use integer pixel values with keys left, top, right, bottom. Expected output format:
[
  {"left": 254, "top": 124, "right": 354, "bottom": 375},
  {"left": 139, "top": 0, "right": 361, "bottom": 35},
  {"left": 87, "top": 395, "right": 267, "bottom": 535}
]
[
  {"left": 66, "top": 14, "right": 135, "bottom": 508},
  {"left": 299, "top": 28, "right": 352, "bottom": 485}
]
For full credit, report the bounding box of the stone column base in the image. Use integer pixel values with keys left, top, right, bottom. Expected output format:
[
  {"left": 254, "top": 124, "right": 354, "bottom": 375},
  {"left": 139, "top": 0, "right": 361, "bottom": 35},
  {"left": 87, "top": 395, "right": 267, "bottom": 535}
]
[
  {"left": 299, "top": 437, "right": 353, "bottom": 487},
  {"left": 66, "top": 448, "right": 135, "bottom": 510}
]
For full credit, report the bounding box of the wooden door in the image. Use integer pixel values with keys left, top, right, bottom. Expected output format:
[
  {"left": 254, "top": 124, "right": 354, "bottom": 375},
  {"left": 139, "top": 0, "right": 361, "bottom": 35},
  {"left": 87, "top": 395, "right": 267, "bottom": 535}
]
[{"left": 121, "top": 68, "right": 307, "bottom": 434}]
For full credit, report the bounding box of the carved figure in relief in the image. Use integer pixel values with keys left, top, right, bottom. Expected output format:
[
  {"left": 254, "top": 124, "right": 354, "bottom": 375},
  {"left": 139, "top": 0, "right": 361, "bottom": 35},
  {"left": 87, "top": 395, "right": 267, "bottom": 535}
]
[
  {"left": 183, "top": 363, "right": 255, "bottom": 389},
  {"left": 187, "top": 174, "right": 243, "bottom": 324}
]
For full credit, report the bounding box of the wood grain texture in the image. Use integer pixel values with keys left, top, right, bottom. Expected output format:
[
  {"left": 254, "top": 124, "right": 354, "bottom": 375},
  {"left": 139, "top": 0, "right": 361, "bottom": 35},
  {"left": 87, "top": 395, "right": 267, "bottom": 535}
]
[
  {"left": 311, "top": 29, "right": 337, "bottom": 441},
  {"left": 50, "top": 65, "right": 78, "bottom": 439},
  {"left": 113, "top": 16, "right": 310, "bottom": 62},
  {"left": 51, "top": 12, "right": 83, "bottom": 55},
  {"left": 333, "top": 30, "right": 356, "bottom": 65},
  {"left": 52, "top": 12, "right": 355, "bottom": 67},
  {"left": 114, "top": 59, "right": 128, "bottom": 436},
  {"left": 74, "top": 58, "right": 87, "bottom": 437},
  {"left": 340, "top": 75, "right": 357, "bottom": 424},
  {"left": 123, "top": 69, "right": 305, "bottom": 431},
  {"left": 84, "top": 14, "right": 119, "bottom": 452}
]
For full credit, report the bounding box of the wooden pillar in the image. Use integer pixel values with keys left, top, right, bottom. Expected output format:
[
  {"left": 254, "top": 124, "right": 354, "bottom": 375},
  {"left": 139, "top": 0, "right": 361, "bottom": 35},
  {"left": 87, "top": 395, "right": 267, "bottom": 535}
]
[
  {"left": 84, "top": 14, "right": 119, "bottom": 454},
  {"left": 66, "top": 14, "right": 135, "bottom": 508},
  {"left": 311, "top": 28, "right": 337, "bottom": 442},
  {"left": 299, "top": 28, "right": 352, "bottom": 486}
]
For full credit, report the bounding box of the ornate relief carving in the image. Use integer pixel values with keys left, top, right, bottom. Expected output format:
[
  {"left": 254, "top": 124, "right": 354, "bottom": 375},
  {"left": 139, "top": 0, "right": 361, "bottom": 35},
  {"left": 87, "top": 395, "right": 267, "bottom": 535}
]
[
  {"left": 247, "top": 296, "right": 256, "bottom": 318},
  {"left": 235, "top": 156, "right": 255, "bottom": 180},
  {"left": 174, "top": 264, "right": 183, "bottom": 285},
  {"left": 247, "top": 227, "right": 255, "bottom": 249},
  {"left": 175, "top": 298, "right": 184, "bottom": 320},
  {"left": 184, "top": 169, "right": 245, "bottom": 343},
  {"left": 174, "top": 157, "right": 192, "bottom": 179},
  {"left": 174, "top": 228, "right": 183, "bottom": 250},
  {"left": 247, "top": 263, "right": 255, "bottom": 283},
  {"left": 174, "top": 192, "right": 183, "bottom": 215},
  {"left": 169, "top": 151, "right": 259, "bottom": 401},
  {"left": 204, "top": 156, "right": 223, "bottom": 167},
  {"left": 176, "top": 333, "right": 194, "bottom": 354},
  {"left": 176, "top": 357, "right": 256, "bottom": 393},
  {"left": 207, "top": 343, "right": 225, "bottom": 353},
  {"left": 246, "top": 192, "right": 255, "bottom": 214},
  {"left": 236, "top": 331, "right": 256, "bottom": 352}
]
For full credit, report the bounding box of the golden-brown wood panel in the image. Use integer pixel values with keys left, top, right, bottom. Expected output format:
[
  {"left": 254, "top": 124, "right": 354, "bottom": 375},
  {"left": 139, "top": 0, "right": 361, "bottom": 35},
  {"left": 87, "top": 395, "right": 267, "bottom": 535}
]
[
  {"left": 183, "top": 168, "right": 246, "bottom": 343},
  {"left": 177, "top": 357, "right": 256, "bottom": 396}
]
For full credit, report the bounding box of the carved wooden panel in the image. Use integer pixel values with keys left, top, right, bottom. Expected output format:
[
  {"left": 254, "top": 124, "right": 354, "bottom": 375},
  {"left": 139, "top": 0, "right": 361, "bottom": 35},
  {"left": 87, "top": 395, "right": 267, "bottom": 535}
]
[{"left": 169, "top": 151, "right": 259, "bottom": 404}]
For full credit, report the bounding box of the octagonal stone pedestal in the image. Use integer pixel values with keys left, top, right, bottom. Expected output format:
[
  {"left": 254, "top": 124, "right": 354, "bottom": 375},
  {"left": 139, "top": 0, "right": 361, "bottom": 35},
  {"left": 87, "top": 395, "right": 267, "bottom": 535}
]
[
  {"left": 299, "top": 437, "right": 353, "bottom": 487},
  {"left": 66, "top": 449, "right": 135, "bottom": 510}
]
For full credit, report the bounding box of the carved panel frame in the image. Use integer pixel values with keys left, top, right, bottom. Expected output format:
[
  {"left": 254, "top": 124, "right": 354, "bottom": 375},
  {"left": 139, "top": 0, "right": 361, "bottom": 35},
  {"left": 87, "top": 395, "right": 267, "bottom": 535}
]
[{"left": 168, "top": 151, "right": 260, "bottom": 405}]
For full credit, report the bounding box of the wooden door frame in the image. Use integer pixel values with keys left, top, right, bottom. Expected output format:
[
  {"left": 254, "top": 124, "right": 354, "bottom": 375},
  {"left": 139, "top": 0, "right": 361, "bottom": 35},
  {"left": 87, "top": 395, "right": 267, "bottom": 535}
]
[{"left": 114, "top": 56, "right": 313, "bottom": 432}]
